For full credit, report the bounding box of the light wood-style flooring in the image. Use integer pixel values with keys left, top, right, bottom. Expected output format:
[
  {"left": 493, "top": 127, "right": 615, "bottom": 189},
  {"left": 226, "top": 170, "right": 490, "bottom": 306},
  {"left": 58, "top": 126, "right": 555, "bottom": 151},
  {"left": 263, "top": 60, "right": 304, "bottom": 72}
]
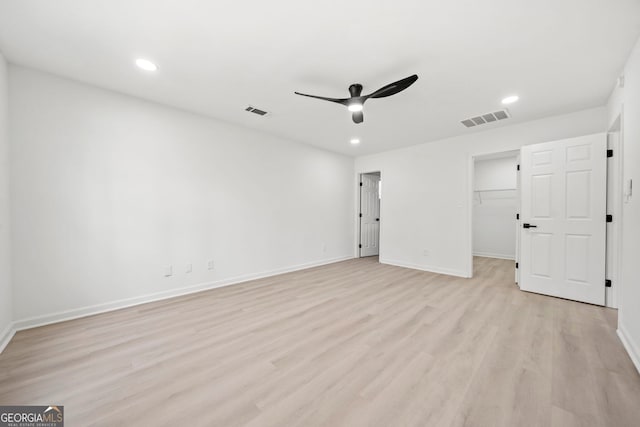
[{"left": 1, "top": 257, "right": 639, "bottom": 426}]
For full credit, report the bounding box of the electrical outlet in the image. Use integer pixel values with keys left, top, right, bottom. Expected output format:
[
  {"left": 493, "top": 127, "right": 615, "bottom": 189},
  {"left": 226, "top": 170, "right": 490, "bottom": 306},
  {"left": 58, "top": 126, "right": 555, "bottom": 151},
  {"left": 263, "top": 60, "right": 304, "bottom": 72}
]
[
  {"left": 423, "top": 249, "right": 430, "bottom": 257},
  {"left": 186, "top": 263, "right": 192, "bottom": 273},
  {"left": 207, "top": 260, "right": 215, "bottom": 270},
  {"left": 164, "top": 265, "right": 173, "bottom": 277}
]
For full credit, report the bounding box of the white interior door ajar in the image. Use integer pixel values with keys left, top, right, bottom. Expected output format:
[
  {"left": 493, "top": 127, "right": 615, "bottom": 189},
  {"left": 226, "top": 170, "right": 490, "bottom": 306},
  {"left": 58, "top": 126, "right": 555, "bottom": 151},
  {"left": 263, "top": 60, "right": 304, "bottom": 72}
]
[
  {"left": 520, "top": 134, "right": 606, "bottom": 305},
  {"left": 360, "top": 174, "right": 380, "bottom": 257}
]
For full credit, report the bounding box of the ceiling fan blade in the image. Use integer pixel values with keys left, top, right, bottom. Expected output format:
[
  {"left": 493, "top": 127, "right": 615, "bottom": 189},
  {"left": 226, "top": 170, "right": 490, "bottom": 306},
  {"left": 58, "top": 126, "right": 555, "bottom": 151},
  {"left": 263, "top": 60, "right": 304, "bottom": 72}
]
[
  {"left": 294, "top": 92, "right": 349, "bottom": 105},
  {"left": 366, "top": 74, "right": 418, "bottom": 99},
  {"left": 352, "top": 111, "right": 364, "bottom": 124}
]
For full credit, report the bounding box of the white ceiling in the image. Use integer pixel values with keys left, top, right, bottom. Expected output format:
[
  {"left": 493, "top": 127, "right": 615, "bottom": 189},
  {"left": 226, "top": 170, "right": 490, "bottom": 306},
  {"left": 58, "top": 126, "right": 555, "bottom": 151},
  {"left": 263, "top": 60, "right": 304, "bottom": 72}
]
[{"left": 0, "top": 0, "right": 639, "bottom": 156}]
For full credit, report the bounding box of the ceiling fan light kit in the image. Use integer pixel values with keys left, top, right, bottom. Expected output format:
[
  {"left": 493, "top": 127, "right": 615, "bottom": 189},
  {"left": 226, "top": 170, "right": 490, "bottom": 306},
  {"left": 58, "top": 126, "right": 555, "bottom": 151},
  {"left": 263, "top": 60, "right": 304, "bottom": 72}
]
[{"left": 295, "top": 74, "right": 418, "bottom": 124}]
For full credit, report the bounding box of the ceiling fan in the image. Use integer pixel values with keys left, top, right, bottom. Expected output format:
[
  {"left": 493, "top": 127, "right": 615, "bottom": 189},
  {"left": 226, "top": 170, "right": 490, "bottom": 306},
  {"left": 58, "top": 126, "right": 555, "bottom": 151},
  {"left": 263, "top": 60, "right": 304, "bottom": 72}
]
[{"left": 294, "top": 74, "right": 418, "bottom": 124}]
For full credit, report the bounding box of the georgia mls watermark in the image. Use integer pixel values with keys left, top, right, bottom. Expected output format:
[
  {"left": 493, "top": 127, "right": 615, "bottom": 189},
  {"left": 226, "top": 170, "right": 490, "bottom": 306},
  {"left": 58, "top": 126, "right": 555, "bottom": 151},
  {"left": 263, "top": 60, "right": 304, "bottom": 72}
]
[{"left": 0, "top": 406, "right": 63, "bottom": 427}]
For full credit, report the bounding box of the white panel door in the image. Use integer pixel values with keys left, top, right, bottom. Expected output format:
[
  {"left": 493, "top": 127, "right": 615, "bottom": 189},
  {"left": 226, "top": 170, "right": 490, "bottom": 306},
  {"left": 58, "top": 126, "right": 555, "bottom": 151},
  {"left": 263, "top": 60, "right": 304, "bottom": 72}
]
[
  {"left": 520, "top": 134, "right": 606, "bottom": 305},
  {"left": 360, "top": 174, "right": 380, "bottom": 257}
]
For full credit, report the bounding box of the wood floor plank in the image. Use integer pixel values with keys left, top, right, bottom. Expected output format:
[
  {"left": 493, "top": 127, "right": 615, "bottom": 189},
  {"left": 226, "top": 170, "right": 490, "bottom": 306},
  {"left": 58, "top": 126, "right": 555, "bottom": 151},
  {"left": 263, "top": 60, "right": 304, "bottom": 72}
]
[{"left": 1, "top": 256, "right": 639, "bottom": 426}]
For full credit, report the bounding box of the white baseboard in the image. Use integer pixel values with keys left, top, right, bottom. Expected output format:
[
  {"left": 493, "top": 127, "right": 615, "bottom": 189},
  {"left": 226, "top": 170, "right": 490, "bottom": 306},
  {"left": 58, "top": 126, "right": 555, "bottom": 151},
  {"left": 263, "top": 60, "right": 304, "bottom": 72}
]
[
  {"left": 12, "top": 255, "right": 354, "bottom": 333},
  {"left": 0, "top": 322, "right": 16, "bottom": 354},
  {"left": 617, "top": 325, "right": 640, "bottom": 375},
  {"left": 380, "top": 258, "right": 468, "bottom": 278},
  {"left": 473, "top": 252, "right": 515, "bottom": 260}
]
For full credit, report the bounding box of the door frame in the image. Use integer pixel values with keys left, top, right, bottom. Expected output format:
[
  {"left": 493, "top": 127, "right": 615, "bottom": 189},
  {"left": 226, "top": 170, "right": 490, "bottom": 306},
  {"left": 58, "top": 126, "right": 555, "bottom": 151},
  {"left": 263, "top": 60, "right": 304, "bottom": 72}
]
[
  {"left": 606, "top": 112, "right": 624, "bottom": 308},
  {"left": 356, "top": 171, "right": 382, "bottom": 258},
  {"left": 467, "top": 149, "right": 520, "bottom": 278}
]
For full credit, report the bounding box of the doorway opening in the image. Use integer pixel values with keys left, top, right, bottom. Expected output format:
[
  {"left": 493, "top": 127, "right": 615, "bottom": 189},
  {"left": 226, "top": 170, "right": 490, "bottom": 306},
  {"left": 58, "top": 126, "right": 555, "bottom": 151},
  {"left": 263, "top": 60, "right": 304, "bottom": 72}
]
[
  {"left": 469, "top": 150, "right": 520, "bottom": 278},
  {"left": 469, "top": 133, "right": 619, "bottom": 307},
  {"left": 359, "top": 172, "right": 381, "bottom": 258}
]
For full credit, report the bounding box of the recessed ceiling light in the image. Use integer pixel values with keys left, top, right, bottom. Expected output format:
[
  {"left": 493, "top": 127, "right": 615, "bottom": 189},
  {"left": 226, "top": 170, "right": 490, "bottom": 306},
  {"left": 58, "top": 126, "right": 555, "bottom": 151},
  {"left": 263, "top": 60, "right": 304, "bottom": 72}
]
[
  {"left": 501, "top": 95, "right": 519, "bottom": 105},
  {"left": 350, "top": 138, "right": 360, "bottom": 145},
  {"left": 135, "top": 58, "right": 158, "bottom": 72},
  {"left": 348, "top": 103, "right": 363, "bottom": 112}
]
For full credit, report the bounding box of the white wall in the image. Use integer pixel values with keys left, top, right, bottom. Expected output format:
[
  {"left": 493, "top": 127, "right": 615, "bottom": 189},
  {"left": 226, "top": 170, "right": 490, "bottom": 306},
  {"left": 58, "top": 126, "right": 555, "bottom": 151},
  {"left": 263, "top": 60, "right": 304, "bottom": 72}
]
[
  {"left": 9, "top": 66, "right": 354, "bottom": 325},
  {"left": 473, "top": 156, "right": 517, "bottom": 260},
  {"left": 355, "top": 107, "right": 606, "bottom": 277},
  {"left": 474, "top": 156, "right": 517, "bottom": 191},
  {"left": 608, "top": 36, "right": 640, "bottom": 373},
  {"left": 0, "top": 52, "right": 12, "bottom": 349}
]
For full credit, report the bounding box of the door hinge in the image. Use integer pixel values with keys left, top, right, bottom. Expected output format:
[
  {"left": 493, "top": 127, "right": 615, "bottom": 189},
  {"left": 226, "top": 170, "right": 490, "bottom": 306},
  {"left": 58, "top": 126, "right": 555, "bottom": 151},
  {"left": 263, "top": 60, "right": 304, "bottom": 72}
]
[
  {"left": 515, "top": 262, "right": 519, "bottom": 269},
  {"left": 516, "top": 213, "right": 520, "bottom": 220},
  {"left": 606, "top": 214, "right": 613, "bottom": 223},
  {"left": 607, "top": 149, "right": 613, "bottom": 158},
  {"left": 359, "top": 244, "right": 362, "bottom": 249},
  {"left": 605, "top": 279, "right": 612, "bottom": 288},
  {"left": 360, "top": 182, "right": 363, "bottom": 186},
  {"left": 517, "top": 164, "right": 520, "bottom": 171},
  {"left": 359, "top": 213, "right": 363, "bottom": 218}
]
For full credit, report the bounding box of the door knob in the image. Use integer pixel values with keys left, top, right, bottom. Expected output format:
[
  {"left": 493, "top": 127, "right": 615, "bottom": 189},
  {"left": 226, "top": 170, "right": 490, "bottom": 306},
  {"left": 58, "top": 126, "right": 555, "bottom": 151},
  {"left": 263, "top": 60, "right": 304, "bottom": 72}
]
[
  {"left": 376, "top": 218, "right": 380, "bottom": 221},
  {"left": 523, "top": 223, "right": 537, "bottom": 229}
]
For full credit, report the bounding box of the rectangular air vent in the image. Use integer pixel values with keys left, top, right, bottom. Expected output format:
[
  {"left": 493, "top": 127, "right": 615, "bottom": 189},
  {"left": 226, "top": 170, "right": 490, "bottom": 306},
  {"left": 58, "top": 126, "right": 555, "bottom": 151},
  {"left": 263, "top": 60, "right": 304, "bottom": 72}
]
[
  {"left": 245, "top": 106, "right": 268, "bottom": 116},
  {"left": 461, "top": 109, "right": 510, "bottom": 128}
]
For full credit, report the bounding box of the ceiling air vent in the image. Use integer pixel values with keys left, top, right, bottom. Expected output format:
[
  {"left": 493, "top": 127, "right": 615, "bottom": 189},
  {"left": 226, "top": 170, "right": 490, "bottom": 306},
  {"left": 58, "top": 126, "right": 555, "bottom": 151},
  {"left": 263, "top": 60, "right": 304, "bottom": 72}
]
[
  {"left": 245, "top": 106, "right": 268, "bottom": 116},
  {"left": 461, "top": 109, "right": 510, "bottom": 128}
]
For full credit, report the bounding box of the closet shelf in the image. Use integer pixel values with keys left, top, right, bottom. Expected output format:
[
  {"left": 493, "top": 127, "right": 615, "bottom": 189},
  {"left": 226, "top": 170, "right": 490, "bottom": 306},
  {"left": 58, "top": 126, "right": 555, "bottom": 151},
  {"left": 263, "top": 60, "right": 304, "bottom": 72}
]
[
  {"left": 474, "top": 188, "right": 517, "bottom": 192},
  {"left": 474, "top": 188, "right": 517, "bottom": 205}
]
